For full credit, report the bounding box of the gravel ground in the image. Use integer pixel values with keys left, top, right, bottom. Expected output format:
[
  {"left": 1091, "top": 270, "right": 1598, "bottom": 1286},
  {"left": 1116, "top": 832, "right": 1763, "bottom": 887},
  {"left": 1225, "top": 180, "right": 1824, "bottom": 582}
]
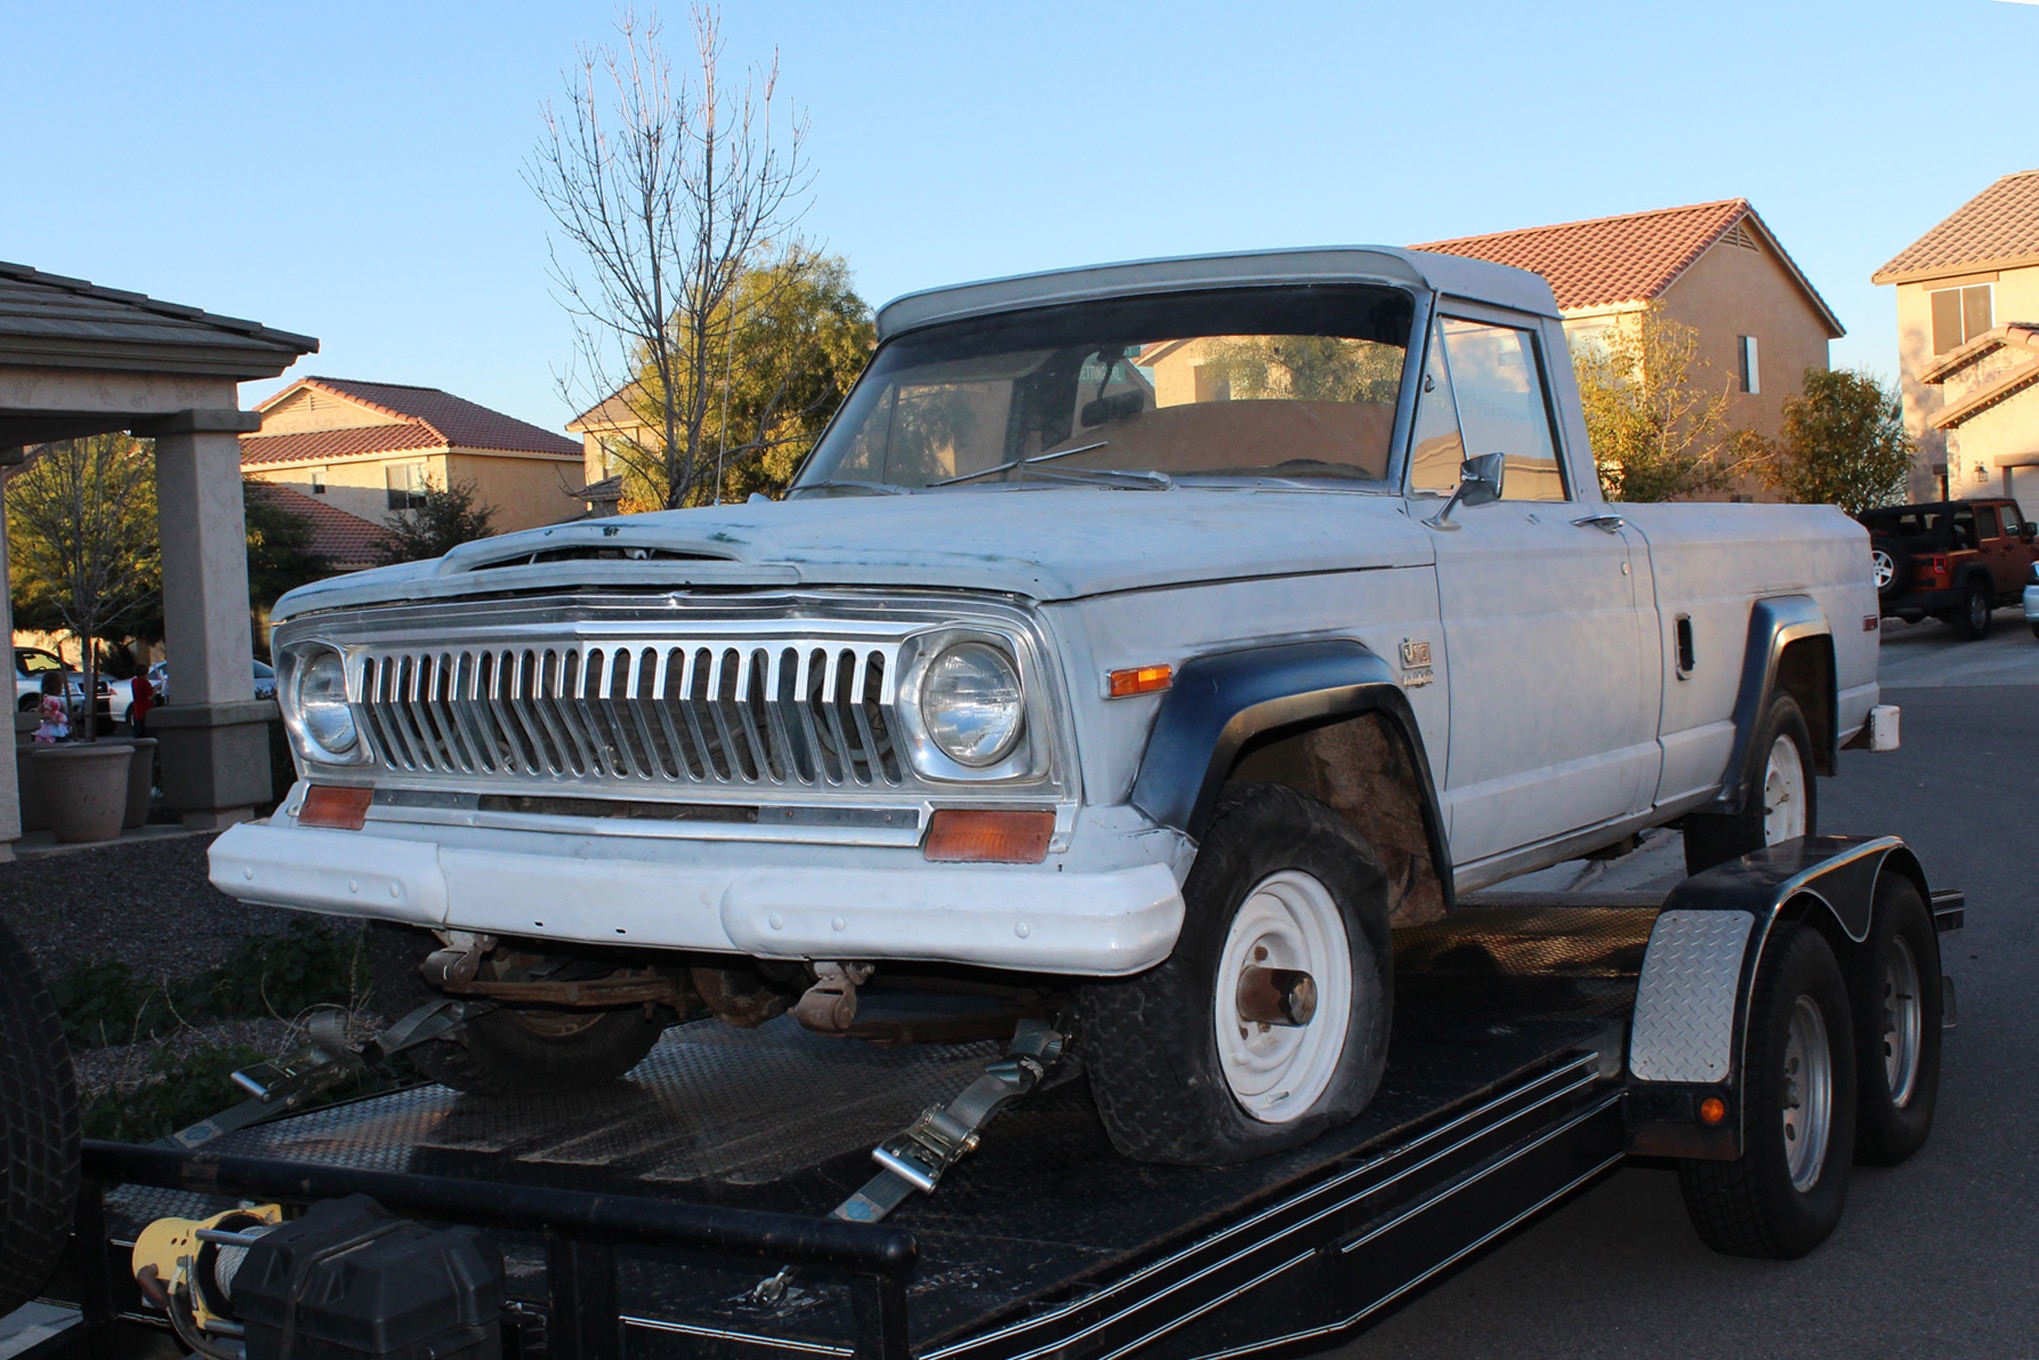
[{"left": 1, "top": 833, "right": 317, "bottom": 981}]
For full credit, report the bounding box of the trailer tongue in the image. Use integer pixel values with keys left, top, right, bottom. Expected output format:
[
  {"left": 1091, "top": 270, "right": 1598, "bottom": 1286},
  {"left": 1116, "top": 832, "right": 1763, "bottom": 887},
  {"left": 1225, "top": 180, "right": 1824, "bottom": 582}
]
[{"left": 60, "top": 836, "right": 1957, "bottom": 1360}]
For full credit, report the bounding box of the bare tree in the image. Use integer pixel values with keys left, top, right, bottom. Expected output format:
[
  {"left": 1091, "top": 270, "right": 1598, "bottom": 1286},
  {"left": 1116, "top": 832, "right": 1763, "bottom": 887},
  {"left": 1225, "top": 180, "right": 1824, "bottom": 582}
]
[
  {"left": 7, "top": 435, "right": 160, "bottom": 739},
  {"left": 530, "top": 5, "right": 815, "bottom": 510}
]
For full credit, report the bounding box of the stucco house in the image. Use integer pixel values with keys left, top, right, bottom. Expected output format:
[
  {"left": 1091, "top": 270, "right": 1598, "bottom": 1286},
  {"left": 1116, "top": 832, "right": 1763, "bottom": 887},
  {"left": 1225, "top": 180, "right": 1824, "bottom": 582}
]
[
  {"left": 1418, "top": 200, "right": 1844, "bottom": 492},
  {"left": 1872, "top": 168, "right": 2039, "bottom": 507},
  {"left": 244, "top": 481, "right": 388, "bottom": 574},
  {"left": 241, "top": 376, "right": 585, "bottom": 533}
]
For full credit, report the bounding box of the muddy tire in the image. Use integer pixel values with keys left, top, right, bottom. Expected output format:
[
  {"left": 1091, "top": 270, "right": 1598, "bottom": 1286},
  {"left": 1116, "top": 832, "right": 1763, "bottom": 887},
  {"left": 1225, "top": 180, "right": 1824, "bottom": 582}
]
[
  {"left": 1080, "top": 784, "right": 1392, "bottom": 1165},
  {"left": 1848, "top": 875, "right": 1942, "bottom": 1166},
  {"left": 0, "top": 914, "right": 80, "bottom": 1314},
  {"left": 1679, "top": 922, "right": 1856, "bottom": 1259},
  {"left": 1684, "top": 693, "right": 1818, "bottom": 877},
  {"left": 367, "top": 923, "right": 667, "bottom": 1097}
]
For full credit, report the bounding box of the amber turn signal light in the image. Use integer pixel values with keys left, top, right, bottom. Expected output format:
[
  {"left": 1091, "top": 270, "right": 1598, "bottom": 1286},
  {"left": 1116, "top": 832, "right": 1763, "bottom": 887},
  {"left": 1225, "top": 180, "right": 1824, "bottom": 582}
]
[
  {"left": 1698, "top": 1096, "right": 1728, "bottom": 1126},
  {"left": 299, "top": 784, "right": 373, "bottom": 831},
  {"left": 923, "top": 809, "right": 1054, "bottom": 863},
  {"left": 1107, "top": 664, "right": 1173, "bottom": 699}
]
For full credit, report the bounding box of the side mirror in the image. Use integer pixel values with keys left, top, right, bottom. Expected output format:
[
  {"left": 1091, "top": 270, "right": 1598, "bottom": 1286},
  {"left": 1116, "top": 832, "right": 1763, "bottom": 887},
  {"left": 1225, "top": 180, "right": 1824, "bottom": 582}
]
[
  {"left": 1425, "top": 452, "right": 1507, "bottom": 530},
  {"left": 2024, "top": 521, "right": 2036, "bottom": 538}
]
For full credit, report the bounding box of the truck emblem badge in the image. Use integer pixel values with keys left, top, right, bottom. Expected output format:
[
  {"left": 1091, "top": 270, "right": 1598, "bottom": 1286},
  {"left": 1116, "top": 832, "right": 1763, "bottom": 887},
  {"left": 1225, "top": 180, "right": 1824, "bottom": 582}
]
[{"left": 1399, "top": 638, "right": 1434, "bottom": 688}]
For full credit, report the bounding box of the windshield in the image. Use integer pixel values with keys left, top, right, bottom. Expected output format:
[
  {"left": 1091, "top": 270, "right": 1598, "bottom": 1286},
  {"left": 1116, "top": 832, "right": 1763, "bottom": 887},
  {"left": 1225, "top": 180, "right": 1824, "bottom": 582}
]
[{"left": 795, "top": 285, "right": 1414, "bottom": 494}]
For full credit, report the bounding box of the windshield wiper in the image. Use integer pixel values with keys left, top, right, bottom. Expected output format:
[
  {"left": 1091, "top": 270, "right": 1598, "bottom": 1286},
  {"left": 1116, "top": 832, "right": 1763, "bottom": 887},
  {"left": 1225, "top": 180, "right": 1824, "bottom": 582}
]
[
  {"left": 928, "top": 440, "right": 1110, "bottom": 487},
  {"left": 1022, "top": 465, "right": 1174, "bottom": 491},
  {"left": 792, "top": 480, "right": 912, "bottom": 497}
]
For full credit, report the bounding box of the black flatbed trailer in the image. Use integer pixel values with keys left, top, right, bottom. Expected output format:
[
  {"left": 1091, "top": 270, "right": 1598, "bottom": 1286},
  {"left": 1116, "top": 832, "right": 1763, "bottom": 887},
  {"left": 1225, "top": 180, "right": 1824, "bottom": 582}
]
[{"left": 51, "top": 837, "right": 1961, "bottom": 1360}]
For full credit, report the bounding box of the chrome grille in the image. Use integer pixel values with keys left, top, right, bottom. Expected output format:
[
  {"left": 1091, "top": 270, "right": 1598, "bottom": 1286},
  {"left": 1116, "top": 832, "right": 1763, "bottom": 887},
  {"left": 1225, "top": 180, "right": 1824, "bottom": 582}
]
[{"left": 355, "top": 642, "right": 903, "bottom": 789}]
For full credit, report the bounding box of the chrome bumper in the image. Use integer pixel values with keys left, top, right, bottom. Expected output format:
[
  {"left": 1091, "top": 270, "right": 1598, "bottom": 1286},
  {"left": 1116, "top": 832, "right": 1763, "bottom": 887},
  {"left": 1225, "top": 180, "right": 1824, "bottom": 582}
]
[{"left": 208, "top": 821, "right": 1185, "bottom": 977}]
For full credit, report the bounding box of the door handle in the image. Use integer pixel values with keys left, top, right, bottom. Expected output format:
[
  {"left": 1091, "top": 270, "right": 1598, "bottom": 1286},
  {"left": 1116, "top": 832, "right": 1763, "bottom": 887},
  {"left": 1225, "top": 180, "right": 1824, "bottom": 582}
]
[{"left": 1573, "top": 512, "right": 1626, "bottom": 534}]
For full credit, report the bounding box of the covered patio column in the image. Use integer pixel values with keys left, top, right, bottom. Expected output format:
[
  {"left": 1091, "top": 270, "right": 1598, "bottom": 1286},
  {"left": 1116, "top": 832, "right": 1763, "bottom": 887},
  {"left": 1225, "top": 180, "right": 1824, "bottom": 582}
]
[{"left": 140, "top": 409, "right": 272, "bottom": 828}]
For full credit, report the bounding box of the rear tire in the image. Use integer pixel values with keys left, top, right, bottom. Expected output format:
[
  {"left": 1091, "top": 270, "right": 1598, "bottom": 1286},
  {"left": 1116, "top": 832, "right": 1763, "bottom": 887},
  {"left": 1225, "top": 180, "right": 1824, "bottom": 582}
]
[
  {"left": 1080, "top": 784, "right": 1392, "bottom": 1165},
  {"left": 1683, "top": 693, "right": 1818, "bottom": 877},
  {"left": 367, "top": 924, "right": 668, "bottom": 1097},
  {"left": 0, "top": 914, "right": 79, "bottom": 1315},
  {"left": 1950, "top": 577, "right": 1993, "bottom": 641},
  {"left": 1849, "top": 875, "right": 1942, "bottom": 1166},
  {"left": 1679, "top": 922, "right": 1856, "bottom": 1259}
]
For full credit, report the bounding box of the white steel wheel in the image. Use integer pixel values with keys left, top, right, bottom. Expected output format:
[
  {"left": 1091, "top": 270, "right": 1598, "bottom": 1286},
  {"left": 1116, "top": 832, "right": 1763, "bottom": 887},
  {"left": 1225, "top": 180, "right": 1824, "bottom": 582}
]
[
  {"left": 1881, "top": 934, "right": 1924, "bottom": 1108},
  {"left": 1213, "top": 870, "right": 1353, "bottom": 1124},
  {"left": 1781, "top": 993, "right": 1835, "bottom": 1192},
  {"left": 1762, "top": 733, "right": 1808, "bottom": 844}
]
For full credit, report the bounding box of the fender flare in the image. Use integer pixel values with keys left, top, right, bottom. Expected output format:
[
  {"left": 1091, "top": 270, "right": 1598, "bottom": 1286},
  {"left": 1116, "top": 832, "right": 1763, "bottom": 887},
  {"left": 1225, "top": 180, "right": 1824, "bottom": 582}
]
[
  {"left": 1128, "top": 638, "right": 1453, "bottom": 909},
  {"left": 1713, "top": 595, "right": 1834, "bottom": 812}
]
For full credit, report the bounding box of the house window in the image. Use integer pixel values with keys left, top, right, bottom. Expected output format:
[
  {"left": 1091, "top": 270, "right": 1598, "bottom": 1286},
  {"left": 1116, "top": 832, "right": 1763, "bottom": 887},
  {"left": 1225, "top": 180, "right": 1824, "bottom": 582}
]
[
  {"left": 1737, "top": 336, "right": 1760, "bottom": 395},
  {"left": 386, "top": 463, "right": 428, "bottom": 510},
  {"left": 310, "top": 470, "right": 327, "bottom": 495},
  {"left": 1930, "top": 284, "right": 1992, "bottom": 354}
]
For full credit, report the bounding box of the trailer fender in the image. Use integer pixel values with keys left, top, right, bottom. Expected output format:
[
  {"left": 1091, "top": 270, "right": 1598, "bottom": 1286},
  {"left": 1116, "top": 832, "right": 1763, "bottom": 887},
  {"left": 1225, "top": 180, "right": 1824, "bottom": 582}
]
[
  {"left": 1626, "top": 835, "right": 1926, "bottom": 1159},
  {"left": 1128, "top": 638, "right": 1451, "bottom": 908}
]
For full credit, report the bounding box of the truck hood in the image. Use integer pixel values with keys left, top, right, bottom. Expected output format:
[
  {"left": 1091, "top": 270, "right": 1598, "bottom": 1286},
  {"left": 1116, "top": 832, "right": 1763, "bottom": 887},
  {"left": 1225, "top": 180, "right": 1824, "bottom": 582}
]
[{"left": 271, "top": 488, "right": 1437, "bottom": 621}]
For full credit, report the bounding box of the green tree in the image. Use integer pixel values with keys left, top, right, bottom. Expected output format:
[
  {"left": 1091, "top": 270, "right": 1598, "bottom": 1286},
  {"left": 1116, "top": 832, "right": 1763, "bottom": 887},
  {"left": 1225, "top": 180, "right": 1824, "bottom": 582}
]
[
  {"left": 245, "top": 482, "right": 334, "bottom": 611},
  {"left": 600, "top": 245, "right": 875, "bottom": 510},
  {"left": 1572, "top": 304, "right": 1762, "bottom": 502},
  {"left": 7, "top": 435, "right": 160, "bottom": 728},
  {"left": 1762, "top": 368, "right": 1914, "bottom": 515},
  {"left": 373, "top": 479, "right": 497, "bottom": 565}
]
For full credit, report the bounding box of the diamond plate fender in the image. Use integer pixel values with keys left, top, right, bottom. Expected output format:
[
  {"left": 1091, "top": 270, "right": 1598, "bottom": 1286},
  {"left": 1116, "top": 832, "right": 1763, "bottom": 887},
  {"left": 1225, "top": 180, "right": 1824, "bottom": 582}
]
[{"left": 1628, "top": 910, "right": 1754, "bottom": 1083}]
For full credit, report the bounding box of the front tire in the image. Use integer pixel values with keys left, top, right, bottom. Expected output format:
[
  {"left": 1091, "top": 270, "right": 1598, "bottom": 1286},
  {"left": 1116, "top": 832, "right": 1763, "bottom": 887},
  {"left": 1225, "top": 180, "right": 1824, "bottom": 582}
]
[
  {"left": 368, "top": 924, "right": 668, "bottom": 1097},
  {"left": 1848, "top": 875, "right": 1942, "bottom": 1166},
  {"left": 1683, "top": 693, "right": 1818, "bottom": 877},
  {"left": 1080, "top": 784, "right": 1392, "bottom": 1165},
  {"left": 1679, "top": 922, "right": 1857, "bottom": 1259}
]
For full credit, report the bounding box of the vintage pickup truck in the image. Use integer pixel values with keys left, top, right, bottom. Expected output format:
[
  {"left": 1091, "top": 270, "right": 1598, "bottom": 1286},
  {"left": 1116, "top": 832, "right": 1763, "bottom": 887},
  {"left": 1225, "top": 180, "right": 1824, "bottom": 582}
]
[{"left": 212, "top": 246, "right": 1880, "bottom": 1165}]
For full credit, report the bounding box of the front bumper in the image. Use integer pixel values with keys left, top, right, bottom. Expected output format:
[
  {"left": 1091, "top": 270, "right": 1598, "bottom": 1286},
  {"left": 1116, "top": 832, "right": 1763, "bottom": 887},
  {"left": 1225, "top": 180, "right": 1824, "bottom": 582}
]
[{"left": 208, "top": 821, "right": 1186, "bottom": 977}]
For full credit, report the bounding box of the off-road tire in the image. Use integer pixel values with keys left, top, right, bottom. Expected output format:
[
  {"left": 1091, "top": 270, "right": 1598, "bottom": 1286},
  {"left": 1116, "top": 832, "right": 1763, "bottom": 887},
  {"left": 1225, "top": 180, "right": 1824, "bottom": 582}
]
[
  {"left": 1950, "top": 576, "right": 1993, "bottom": 641},
  {"left": 1679, "top": 923, "right": 1857, "bottom": 1259},
  {"left": 1079, "top": 784, "right": 1392, "bottom": 1165},
  {"left": 1849, "top": 875, "right": 1942, "bottom": 1166},
  {"left": 1868, "top": 535, "right": 1911, "bottom": 600},
  {"left": 367, "top": 923, "right": 667, "bottom": 1097},
  {"left": 0, "top": 914, "right": 80, "bottom": 1314},
  {"left": 1683, "top": 693, "right": 1818, "bottom": 877}
]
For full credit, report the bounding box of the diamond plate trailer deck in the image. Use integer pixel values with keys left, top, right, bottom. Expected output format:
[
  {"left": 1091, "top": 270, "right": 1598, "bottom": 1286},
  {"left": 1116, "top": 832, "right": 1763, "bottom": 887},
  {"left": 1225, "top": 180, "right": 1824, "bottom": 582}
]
[{"left": 51, "top": 836, "right": 1958, "bottom": 1360}]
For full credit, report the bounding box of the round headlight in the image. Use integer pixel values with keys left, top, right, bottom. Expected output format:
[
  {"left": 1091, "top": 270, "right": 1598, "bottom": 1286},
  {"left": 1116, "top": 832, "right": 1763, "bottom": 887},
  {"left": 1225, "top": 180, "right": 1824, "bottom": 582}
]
[
  {"left": 297, "top": 649, "right": 357, "bottom": 756},
  {"left": 919, "top": 642, "right": 1025, "bottom": 767}
]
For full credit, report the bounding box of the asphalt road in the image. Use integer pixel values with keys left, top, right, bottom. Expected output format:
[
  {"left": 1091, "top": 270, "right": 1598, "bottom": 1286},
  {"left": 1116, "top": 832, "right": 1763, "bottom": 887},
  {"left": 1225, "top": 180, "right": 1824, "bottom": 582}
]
[{"left": 1340, "top": 615, "right": 2039, "bottom": 1359}]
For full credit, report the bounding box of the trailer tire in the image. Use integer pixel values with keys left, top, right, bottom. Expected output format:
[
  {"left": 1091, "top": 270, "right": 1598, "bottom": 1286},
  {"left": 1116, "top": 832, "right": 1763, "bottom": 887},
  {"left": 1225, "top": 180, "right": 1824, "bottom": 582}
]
[
  {"left": 1678, "top": 922, "right": 1856, "bottom": 1259},
  {"left": 368, "top": 924, "right": 667, "bottom": 1097},
  {"left": 1079, "top": 784, "right": 1392, "bottom": 1166},
  {"left": 0, "top": 913, "right": 79, "bottom": 1315},
  {"left": 1849, "top": 875, "right": 1942, "bottom": 1166},
  {"left": 1683, "top": 693, "right": 1818, "bottom": 877}
]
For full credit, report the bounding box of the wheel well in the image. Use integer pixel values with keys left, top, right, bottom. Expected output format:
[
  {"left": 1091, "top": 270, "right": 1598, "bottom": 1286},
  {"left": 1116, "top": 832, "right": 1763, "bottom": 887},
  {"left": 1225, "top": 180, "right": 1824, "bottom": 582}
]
[
  {"left": 1224, "top": 711, "right": 1447, "bottom": 928},
  {"left": 1774, "top": 636, "right": 1836, "bottom": 776}
]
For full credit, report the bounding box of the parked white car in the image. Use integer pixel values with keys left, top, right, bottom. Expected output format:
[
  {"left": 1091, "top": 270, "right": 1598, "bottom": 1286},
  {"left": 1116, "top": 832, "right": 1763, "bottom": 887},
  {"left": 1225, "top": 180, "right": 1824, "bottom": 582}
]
[
  {"left": 13, "top": 648, "right": 106, "bottom": 722},
  {"left": 212, "top": 247, "right": 1879, "bottom": 1165}
]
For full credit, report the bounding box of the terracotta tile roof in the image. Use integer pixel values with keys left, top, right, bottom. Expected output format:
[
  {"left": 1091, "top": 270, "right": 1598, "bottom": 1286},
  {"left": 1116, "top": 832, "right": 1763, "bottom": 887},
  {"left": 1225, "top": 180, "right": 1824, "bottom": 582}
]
[
  {"left": 246, "top": 481, "right": 390, "bottom": 570},
  {"left": 240, "top": 423, "right": 443, "bottom": 466},
  {"left": 292, "top": 377, "right": 581, "bottom": 456},
  {"left": 1416, "top": 199, "right": 1842, "bottom": 336},
  {"left": 1873, "top": 169, "right": 2039, "bottom": 284},
  {"left": 0, "top": 260, "right": 316, "bottom": 379},
  {"left": 1918, "top": 321, "right": 2039, "bottom": 385}
]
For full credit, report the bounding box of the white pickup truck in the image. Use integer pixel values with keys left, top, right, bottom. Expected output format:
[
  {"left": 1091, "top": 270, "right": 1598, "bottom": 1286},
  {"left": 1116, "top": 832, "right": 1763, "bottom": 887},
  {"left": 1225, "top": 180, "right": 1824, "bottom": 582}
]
[{"left": 213, "top": 246, "right": 1880, "bottom": 1165}]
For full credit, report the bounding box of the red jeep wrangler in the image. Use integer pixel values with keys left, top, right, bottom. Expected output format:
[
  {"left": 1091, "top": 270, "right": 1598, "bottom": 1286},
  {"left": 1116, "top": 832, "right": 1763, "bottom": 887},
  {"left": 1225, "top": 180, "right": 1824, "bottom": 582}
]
[{"left": 1859, "top": 497, "right": 2039, "bottom": 640}]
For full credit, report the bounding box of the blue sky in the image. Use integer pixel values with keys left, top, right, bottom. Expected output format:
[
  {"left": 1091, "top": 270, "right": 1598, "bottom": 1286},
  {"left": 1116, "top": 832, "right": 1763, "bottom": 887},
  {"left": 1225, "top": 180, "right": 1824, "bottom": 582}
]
[{"left": 4, "top": 1, "right": 2035, "bottom": 433}]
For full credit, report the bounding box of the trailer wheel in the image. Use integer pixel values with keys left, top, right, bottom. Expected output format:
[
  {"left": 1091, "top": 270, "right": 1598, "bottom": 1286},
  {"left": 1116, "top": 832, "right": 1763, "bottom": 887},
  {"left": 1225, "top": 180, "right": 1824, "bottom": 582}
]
[
  {"left": 1683, "top": 693, "right": 1818, "bottom": 877},
  {"left": 1849, "top": 874, "right": 1942, "bottom": 1166},
  {"left": 1079, "top": 784, "right": 1391, "bottom": 1165},
  {"left": 0, "top": 913, "right": 79, "bottom": 1315},
  {"left": 1678, "top": 922, "right": 1856, "bottom": 1259},
  {"left": 368, "top": 924, "right": 667, "bottom": 1097}
]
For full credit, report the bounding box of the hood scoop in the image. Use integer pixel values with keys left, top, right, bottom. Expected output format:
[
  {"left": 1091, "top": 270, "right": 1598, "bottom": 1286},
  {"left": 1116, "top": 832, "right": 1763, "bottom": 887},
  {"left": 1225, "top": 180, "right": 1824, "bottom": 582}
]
[{"left": 440, "top": 522, "right": 747, "bottom": 574}]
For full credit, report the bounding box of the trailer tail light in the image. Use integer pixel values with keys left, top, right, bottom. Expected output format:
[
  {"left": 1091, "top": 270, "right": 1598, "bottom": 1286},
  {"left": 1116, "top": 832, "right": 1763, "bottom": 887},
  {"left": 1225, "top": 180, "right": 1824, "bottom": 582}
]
[
  {"left": 299, "top": 784, "right": 373, "bottom": 830},
  {"left": 924, "top": 809, "right": 1054, "bottom": 863}
]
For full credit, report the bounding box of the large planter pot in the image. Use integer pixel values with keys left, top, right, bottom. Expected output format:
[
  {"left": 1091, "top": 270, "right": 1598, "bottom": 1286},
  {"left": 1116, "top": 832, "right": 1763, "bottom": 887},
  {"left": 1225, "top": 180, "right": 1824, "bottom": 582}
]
[
  {"left": 29, "top": 744, "right": 132, "bottom": 844},
  {"left": 90, "top": 737, "right": 159, "bottom": 830}
]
